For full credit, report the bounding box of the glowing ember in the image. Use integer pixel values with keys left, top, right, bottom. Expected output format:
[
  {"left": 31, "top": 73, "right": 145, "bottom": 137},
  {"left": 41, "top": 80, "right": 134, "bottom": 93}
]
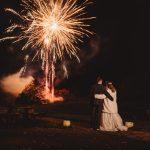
[
  {"left": 0, "top": 0, "right": 94, "bottom": 103},
  {"left": 42, "top": 89, "right": 64, "bottom": 103},
  {"left": 19, "top": 78, "right": 66, "bottom": 104}
]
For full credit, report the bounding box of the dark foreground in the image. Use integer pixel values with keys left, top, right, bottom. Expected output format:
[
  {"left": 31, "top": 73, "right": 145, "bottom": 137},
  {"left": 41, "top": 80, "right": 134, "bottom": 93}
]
[{"left": 0, "top": 99, "right": 150, "bottom": 150}]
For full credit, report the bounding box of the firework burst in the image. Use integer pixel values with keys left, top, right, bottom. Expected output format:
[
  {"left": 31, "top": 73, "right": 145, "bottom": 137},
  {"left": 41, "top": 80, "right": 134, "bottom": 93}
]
[{"left": 1, "top": 0, "right": 94, "bottom": 103}]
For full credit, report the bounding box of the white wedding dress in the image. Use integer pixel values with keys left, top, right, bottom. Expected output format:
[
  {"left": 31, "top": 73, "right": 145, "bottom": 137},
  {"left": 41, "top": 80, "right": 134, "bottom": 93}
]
[{"left": 95, "top": 89, "right": 128, "bottom": 131}]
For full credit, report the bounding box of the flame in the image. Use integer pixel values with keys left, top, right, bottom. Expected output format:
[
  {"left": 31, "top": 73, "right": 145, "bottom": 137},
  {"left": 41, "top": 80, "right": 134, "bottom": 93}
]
[
  {"left": 42, "top": 88, "right": 64, "bottom": 103},
  {"left": 23, "top": 78, "right": 65, "bottom": 104}
]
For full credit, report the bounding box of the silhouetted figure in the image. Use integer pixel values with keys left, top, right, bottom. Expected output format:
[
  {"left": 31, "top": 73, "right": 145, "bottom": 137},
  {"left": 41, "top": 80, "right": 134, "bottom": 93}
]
[{"left": 90, "top": 76, "right": 113, "bottom": 130}]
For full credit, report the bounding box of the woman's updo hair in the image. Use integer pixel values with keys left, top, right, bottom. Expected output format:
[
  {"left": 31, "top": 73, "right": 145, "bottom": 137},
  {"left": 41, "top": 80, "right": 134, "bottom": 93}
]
[{"left": 106, "top": 81, "right": 116, "bottom": 92}]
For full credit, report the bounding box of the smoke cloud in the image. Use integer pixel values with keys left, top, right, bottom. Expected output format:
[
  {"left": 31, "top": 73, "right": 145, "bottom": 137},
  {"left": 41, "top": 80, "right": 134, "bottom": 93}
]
[
  {"left": 0, "top": 68, "right": 34, "bottom": 97},
  {"left": 53, "top": 34, "right": 101, "bottom": 85}
]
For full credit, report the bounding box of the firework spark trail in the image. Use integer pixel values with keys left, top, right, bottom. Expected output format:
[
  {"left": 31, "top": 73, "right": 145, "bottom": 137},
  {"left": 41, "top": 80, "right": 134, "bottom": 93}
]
[{"left": 1, "top": 0, "right": 94, "bottom": 102}]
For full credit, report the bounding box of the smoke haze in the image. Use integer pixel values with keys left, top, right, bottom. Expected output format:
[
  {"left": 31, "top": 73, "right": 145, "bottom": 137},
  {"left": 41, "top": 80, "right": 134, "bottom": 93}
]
[{"left": 0, "top": 69, "right": 34, "bottom": 97}]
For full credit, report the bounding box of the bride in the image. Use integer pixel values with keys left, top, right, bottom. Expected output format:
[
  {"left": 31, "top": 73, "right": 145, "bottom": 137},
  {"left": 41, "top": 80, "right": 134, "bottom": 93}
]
[{"left": 95, "top": 82, "right": 128, "bottom": 131}]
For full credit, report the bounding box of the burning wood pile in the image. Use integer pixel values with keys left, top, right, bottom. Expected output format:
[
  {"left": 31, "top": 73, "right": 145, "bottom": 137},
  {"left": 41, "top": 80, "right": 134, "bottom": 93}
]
[{"left": 16, "top": 78, "right": 69, "bottom": 104}]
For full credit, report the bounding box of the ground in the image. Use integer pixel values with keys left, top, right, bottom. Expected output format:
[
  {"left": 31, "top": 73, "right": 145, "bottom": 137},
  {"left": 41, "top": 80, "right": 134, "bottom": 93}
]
[{"left": 0, "top": 98, "right": 150, "bottom": 150}]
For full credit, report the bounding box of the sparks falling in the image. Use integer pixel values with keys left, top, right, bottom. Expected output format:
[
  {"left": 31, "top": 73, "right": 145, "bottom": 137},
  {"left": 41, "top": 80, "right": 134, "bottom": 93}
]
[{"left": 0, "top": 0, "right": 94, "bottom": 103}]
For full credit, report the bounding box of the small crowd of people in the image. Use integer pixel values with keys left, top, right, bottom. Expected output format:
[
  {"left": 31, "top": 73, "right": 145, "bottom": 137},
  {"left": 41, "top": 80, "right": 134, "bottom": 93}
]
[{"left": 90, "top": 76, "right": 128, "bottom": 131}]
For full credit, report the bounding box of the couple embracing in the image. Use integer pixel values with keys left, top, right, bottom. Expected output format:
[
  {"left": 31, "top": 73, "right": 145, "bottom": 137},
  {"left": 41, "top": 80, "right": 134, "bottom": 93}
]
[{"left": 90, "top": 76, "right": 128, "bottom": 131}]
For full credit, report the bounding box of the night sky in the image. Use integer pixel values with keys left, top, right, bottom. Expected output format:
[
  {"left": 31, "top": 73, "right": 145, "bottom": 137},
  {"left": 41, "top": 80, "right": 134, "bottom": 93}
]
[{"left": 0, "top": 0, "right": 150, "bottom": 103}]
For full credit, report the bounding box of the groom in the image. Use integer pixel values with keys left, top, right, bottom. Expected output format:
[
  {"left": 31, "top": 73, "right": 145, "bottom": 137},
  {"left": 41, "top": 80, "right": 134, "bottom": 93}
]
[{"left": 90, "top": 76, "right": 113, "bottom": 130}]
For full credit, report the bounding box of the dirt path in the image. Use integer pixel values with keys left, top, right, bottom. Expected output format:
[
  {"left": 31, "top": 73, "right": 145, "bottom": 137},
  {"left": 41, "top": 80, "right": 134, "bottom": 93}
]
[{"left": 0, "top": 116, "right": 150, "bottom": 150}]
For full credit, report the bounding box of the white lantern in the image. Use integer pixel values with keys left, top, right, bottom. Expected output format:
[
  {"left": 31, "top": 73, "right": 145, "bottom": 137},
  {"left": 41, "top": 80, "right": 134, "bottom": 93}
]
[
  {"left": 125, "top": 122, "right": 134, "bottom": 128},
  {"left": 63, "top": 120, "right": 71, "bottom": 127}
]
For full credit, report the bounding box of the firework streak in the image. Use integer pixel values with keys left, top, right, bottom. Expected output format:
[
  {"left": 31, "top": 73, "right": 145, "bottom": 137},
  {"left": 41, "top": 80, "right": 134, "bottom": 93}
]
[{"left": 0, "top": 0, "right": 94, "bottom": 102}]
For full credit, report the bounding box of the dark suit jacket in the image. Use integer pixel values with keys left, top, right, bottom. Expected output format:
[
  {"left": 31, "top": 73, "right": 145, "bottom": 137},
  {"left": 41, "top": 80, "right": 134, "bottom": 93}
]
[{"left": 90, "top": 84, "right": 113, "bottom": 106}]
